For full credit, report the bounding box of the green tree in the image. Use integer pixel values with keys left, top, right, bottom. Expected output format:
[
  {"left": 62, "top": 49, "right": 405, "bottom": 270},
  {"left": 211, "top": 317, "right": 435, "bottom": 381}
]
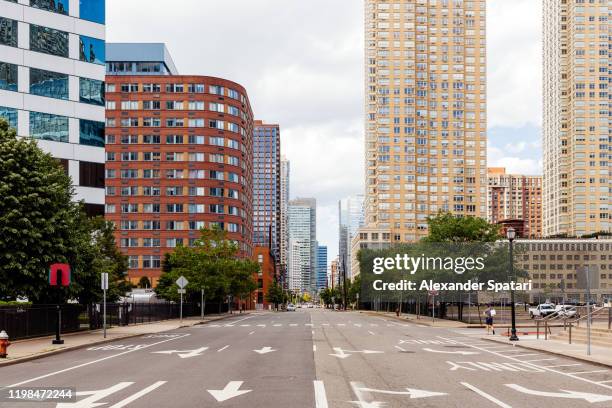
[
  {"left": 0, "top": 119, "right": 130, "bottom": 303},
  {"left": 423, "top": 212, "right": 501, "bottom": 243},
  {"left": 155, "top": 228, "right": 258, "bottom": 311},
  {"left": 265, "top": 282, "right": 287, "bottom": 309}
]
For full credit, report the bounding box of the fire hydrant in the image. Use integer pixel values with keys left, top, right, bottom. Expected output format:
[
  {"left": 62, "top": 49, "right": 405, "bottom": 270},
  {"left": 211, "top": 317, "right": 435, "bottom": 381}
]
[{"left": 0, "top": 330, "right": 9, "bottom": 358}]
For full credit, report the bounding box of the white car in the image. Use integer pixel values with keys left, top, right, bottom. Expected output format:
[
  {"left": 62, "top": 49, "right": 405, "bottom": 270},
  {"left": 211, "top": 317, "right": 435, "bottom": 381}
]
[
  {"left": 286, "top": 304, "right": 296, "bottom": 311},
  {"left": 555, "top": 305, "right": 579, "bottom": 318}
]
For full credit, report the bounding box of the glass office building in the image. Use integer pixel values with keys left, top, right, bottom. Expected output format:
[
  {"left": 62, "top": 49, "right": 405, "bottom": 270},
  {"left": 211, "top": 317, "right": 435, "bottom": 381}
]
[{"left": 0, "top": 0, "right": 106, "bottom": 215}]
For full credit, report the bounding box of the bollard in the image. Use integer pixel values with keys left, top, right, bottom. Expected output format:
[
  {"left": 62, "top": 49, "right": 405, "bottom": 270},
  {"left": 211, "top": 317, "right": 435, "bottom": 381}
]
[
  {"left": 536, "top": 320, "right": 540, "bottom": 340},
  {"left": 0, "top": 330, "right": 10, "bottom": 358},
  {"left": 569, "top": 324, "right": 572, "bottom": 344},
  {"left": 609, "top": 307, "right": 611, "bottom": 331},
  {"left": 545, "top": 320, "right": 548, "bottom": 340}
]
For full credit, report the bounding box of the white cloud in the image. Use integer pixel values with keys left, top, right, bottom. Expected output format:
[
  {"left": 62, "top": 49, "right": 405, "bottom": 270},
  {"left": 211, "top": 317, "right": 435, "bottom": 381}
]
[
  {"left": 488, "top": 146, "right": 542, "bottom": 175},
  {"left": 487, "top": 0, "right": 542, "bottom": 128}
]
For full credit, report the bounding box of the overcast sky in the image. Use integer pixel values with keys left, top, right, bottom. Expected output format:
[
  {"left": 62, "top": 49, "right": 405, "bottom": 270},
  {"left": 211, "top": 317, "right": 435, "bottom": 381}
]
[{"left": 107, "top": 0, "right": 543, "bottom": 262}]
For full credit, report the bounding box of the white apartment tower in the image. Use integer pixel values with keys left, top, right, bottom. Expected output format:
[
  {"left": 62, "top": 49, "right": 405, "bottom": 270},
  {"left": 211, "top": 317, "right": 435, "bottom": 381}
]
[
  {"left": 543, "top": 0, "right": 610, "bottom": 237},
  {"left": 364, "top": 0, "right": 488, "bottom": 243}
]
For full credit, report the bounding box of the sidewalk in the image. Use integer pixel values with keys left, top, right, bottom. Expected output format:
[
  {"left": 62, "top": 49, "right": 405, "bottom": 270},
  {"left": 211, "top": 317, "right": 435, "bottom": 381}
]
[
  {"left": 482, "top": 333, "right": 612, "bottom": 368},
  {"left": 0, "top": 313, "right": 240, "bottom": 366}
]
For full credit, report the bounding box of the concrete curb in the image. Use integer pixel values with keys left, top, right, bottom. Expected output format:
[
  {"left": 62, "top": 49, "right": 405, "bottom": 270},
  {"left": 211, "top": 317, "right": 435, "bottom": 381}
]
[
  {"left": 0, "top": 314, "right": 239, "bottom": 367},
  {"left": 480, "top": 336, "right": 612, "bottom": 369}
]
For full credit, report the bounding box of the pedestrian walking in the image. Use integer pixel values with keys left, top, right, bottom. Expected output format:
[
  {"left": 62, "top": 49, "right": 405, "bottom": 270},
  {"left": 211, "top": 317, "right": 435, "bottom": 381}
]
[{"left": 484, "top": 304, "right": 496, "bottom": 335}]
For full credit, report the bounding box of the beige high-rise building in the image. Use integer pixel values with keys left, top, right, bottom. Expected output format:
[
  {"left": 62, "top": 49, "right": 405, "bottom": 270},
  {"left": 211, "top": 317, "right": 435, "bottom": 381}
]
[
  {"left": 364, "top": 0, "right": 488, "bottom": 243},
  {"left": 487, "top": 167, "right": 543, "bottom": 238},
  {"left": 543, "top": 0, "right": 611, "bottom": 237}
]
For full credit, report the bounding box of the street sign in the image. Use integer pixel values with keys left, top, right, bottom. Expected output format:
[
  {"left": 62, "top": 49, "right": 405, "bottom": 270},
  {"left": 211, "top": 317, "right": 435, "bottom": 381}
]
[
  {"left": 176, "top": 276, "right": 188, "bottom": 289},
  {"left": 49, "top": 263, "right": 71, "bottom": 287},
  {"left": 177, "top": 289, "right": 186, "bottom": 294},
  {"left": 101, "top": 273, "right": 109, "bottom": 290}
]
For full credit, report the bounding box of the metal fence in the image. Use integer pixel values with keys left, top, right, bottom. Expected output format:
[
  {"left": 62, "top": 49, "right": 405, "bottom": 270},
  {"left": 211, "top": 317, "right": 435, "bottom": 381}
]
[
  {"left": 0, "top": 305, "right": 84, "bottom": 340},
  {"left": 1, "top": 301, "right": 230, "bottom": 340}
]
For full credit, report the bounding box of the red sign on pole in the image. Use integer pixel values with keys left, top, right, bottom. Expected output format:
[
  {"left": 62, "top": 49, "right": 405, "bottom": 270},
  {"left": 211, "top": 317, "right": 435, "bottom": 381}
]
[{"left": 49, "top": 264, "right": 71, "bottom": 287}]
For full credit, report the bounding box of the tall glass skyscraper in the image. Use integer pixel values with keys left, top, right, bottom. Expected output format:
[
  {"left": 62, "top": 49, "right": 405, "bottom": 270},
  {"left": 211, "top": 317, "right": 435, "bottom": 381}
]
[
  {"left": 253, "top": 121, "right": 281, "bottom": 262},
  {"left": 0, "top": 0, "right": 106, "bottom": 215},
  {"left": 316, "top": 243, "right": 328, "bottom": 293},
  {"left": 339, "top": 194, "right": 365, "bottom": 279},
  {"left": 288, "top": 198, "right": 316, "bottom": 295}
]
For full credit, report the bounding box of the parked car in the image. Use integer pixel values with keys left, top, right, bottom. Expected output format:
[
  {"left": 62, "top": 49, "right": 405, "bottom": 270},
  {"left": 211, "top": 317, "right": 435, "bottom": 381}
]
[
  {"left": 555, "top": 305, "right": 579, "bottom": 318},
  {"left": 286, "top": 303, "right": 296, "bottom": 312},
  {"left": 529, "top": 303, "right": 556, "bottom": 318}
]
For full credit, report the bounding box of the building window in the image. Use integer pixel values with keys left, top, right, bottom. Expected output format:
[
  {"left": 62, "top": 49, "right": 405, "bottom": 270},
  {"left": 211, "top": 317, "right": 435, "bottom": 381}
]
[
  {"left": 79, "top": 35, "right": 105, "bottom": 65},
  {"left": 0, "top": 17, "right": 18, "bottom": 48},
  {"left": 79, "top": 77, "right": 104, "bottom": 106},
  {"left": 29, "top": 111, "right": 69, "bottom": 142},
  {"left": 30, "top": 0, "right": 69, "bottom": 15},
  {"left": 29, "top": 68, "right": 69, "bottom": 100},
  {"left": 0, "top": 62, "right": 18, "bottom": 92},
  {"left": 30, "top": 25, "right": 69, "bottom": 57},
  {"left": 80, "top": 0, "right": 105, "bottom": 24},
  {"left": 80, "top": 119, "right": 105, "bottom": 147},
  {"left": 79, "top": 161, "right": 104, "bottom": 188},
  {"left": 0, "top": 106, "right": 17, "bottom": 129}
]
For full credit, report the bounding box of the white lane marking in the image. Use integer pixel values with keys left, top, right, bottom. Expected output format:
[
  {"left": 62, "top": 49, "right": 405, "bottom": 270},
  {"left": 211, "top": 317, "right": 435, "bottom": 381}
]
[
  {"left": 523, "top": 358, "right": 557, "bottom": 363},
  {"left": 289, "top": 323, "right": 298, "bottom": 327},
  {"left": 6, "top": 334, "right": 191, "bottom": 388},
  {"left": 240, "top": 324, "right": 251, "bottom": 327},
  {"left": 208, "top": 381, "right": 252, "bottom": 402},
  {"left": 248, "top": 331, "right": 255, "bottom": 335},
  {"left": 509, "top": 353, "right": 541, "bottom": 358},
  {"left": 108, "top": 381, "right": 167, "bottom": 408},
  {"left": 423, "top": 347, "right": 479, "bottom": 356},
  {"left": 506, "top": 384, "right": 612, "bottom": 403},
  {"left": 217, "top": 345, "right": 230, "bottom": 352},
  {"left": 312, "top": 330, "right": 315, "bottom": 335},
  {"left": 226, "top": 315, "right": 255, "bottom": 326},
  {"left": 461, "top": 382, "right": 512, "bottom": 408},
  {"left": 257, "top": 324, "right": 266, "bottom": 327},
  {"left": 305, "top": 323, "right": 314, "bottom": 327},
  {"left": 438, "top": 336, "right": 612, "bottom": 391},
  {"left": 273, "top": 324, "right": 282, "bottom": 327},
  {"left": 543, "top": 364, "right": 582, "bottom": 368},
  {"left": 566, "top": 370, "right": 609, "bottom": 375},
  {"left": 314, "top": 381, "right": 329, "bottom": 408},
  {"left": 313, "top": 345, "right": 317, "bottom": 352},
  {"left": 599, "top": 380, "right": 612, "bottom": 384},
  {"left": 253, "top": 346, "right": 276, "bottom": 354},
  {"left": 368, "top": 331, "right": 376, "bottom": 336}
]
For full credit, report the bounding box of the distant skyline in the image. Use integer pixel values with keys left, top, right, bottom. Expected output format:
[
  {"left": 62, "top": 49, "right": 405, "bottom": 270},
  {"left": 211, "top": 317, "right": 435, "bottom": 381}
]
[{"left": 107, "top": 0, "right": 543, "bottom": 260}]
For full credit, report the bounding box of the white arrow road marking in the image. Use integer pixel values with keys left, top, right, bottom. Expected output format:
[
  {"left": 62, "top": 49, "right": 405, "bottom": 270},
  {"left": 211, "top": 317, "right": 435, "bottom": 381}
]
[
  {"left": 349, "top": 381, "right": 446, "bottom": 407},
  {"left": 10, "top": 334, "right": 191, "bottom": 388},
  {"left": 152, "top": 347, "right": 208, "bottom": 358},
  {"left": 423, "top": 347, "right": 480, "bottom": 355},
  {"left": 314, "top": 381, "right": 329, "bottom": 408},
  {"left": 329, "top": 348, "right": 383, "bottom": 359},
  {"left": 207, "top": 381, "right": 252, "bottom": 402},
  {"left": 253, "top": 346, "right": 276, "bottom": 354},
  {"left": 506, "top": 384, "right": 612, "bottom": 403},
  {"left": 395, "top": 345, "right": 406, "bottom": 352},
  {"left": 460, "top": 382, "right": 512, "bottom": 408}
]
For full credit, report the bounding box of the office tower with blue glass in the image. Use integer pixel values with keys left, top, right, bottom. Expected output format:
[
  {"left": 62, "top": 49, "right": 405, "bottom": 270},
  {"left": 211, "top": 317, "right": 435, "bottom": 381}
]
[
  {"left": 0, "top": 0, "right": 106, "bottom": 215},
  {"left": 316, "top": 244, "right": 327, "bottom": 293}
]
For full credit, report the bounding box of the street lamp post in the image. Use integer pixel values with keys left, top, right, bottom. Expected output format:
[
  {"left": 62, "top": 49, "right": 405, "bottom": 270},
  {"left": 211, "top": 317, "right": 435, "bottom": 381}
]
[{"left": 507, "top": 227, "right": 519, "bottom": 341}]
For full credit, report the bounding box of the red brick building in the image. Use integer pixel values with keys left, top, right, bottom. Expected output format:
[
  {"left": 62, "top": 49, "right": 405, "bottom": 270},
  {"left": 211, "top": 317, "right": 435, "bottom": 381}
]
[
  {"left": 245, "top": 246, "right": 277, "bottom": 310},
  {"left": 104, "top": 73, "right": 254, "bottom": 286}
]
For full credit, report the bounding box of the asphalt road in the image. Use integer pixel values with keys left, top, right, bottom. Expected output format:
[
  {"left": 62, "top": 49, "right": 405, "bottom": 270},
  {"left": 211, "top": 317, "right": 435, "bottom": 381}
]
[{"left": 1, "top": 309, "right": 611, "bottom": 407}]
